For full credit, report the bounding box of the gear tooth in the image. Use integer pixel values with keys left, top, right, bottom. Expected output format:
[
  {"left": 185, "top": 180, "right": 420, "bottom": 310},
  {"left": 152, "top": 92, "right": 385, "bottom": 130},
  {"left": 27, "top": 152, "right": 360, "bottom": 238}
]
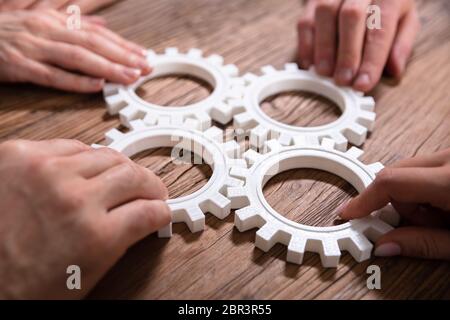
[
  {"left": 170, "top": 114, "right": 184, "bottom": 127},
  {"left": 226, "top": 186, "right": 249, "bottom": 208},
  {"left": 343, "top": 123, "right": 367, "bottom": 146},
  {"left": 187, "top": 48, "right": 203, "bottom": 58},
  {"left": 330, "top": 133, "right": 348, "bottom": 151},
  {"left": 233, "top": 112, "right": 256, "bottom": 129},
  {"left": 357, "top": 110, "right": 376, "bottom": 131},
  {"left": 359, "top": 96, "right": 375, "bottom": 111},
  {"left": 284, "top": 63, "right": 299, "bottom": 72},
  {"left": 229, "top": 166, "right": 248, "bottom": 180},
  {"left": 317, "top": 238, "right": 341, "bottom": 268},
  {"left": 225, "top": 176, "right": 244, "bottom": 188},
  {"left": 223, "top": 140, "right": 242, "bottom": 158},
  {"left": 181, "top": 206, "right": 205, "bottom": 233},
  {"left": 223, "top": 64, "right": 239, "bottom": 77},
  {"left": 104, "top": 94, "right": 128, "bottom": 115},
  {"left": 146, "top": 49, "right": 157, "bottom": 62},
  {"left": 129, "top": 119, "right": 146, "bottom": 130},
  {"left": 368, "top": 162, "right": 384, "bottom": 175},
  {"left": 91, "top": 143, "right": 104, "bottom": 149},
  {"left": 250, "top": 125, "right": 269, "bottom": 149},
  {"left": 255, "top": 224, "right": 282, "bottom": 252},
  {"left": 182, "top": 118, "right": 201, "bottom": 130},
  {"left": 227, "top": 84, "right": 245, "bottom": 100},
  {"left": 293, "top": 135, "right": 319, "bottom": 147},
  {"left": 261, "top": 65, "right": 277, "bottom": 75},
  {"left": 157, "top": 115, "right": 171, "bottom": 126},
  {"left": 243, "top": 149, "right": 263, "bottom": 166},
  {"left": 263, "top": 139, "right": 282, "bottom": 153},
  {"left": 278, "top": 132, "right": 293, "bottom": 146},
  {"left": 287, "top": 236, "right": 307, "bottom": 264},
  {"left": 360, "top": 217, "right": 394, "bottom": 242},
  {"left": 235, "top": 206, "right": 264, "bottom": 231},
  {"left": 346, "top": 146, "right": 364, "bottom": 160},
  {"left": 157, "top": 224, "right": 172, "bottom": 238},
  {"left": 103, "top": 83, "right": 120, "bottom": 96},
  {"left": 231, "top": 77, "right": 246, "bottom": 86},
  {"left": 195, "top": 112, "right": 212, "bottom": 130},
  {"left": 229, "top": 158, "right": 247, "bottom": 168},
  {"left": 211, "top": 102, "right": 233, "bottom": 124},
  {"left": 376, "top": 204, "right": 400, "bottom": 227},
  {"left": 243, "top": 72, "right": 258, "bottom": 85},
  {"left": 105, "top": 128, "right": 124, "bottom": 144},
  {"left": 204, "top": 126, "right": 223, "bottom": 142},
  {"left": 206, "top": 54, "right": 224, "bottom": 66},
  {"left": 165, "top": 47, "right": 179, "bottom": 56},
  {"left": 320, "top": 137, "right": 336, "bottom": 150},
  {"left": 227, "top": 98, "right": 246, "bottom": 114},
  {"left": 339, "top": 233, "right": 373, "bottom": 262},
  {"left": 143, "top": 113, "right": 158, "bottom": 126},
  {"left": 201, "top": 193, "right": 231, "bottom": 219},
  {"left": 119, "top": 105, "right": 141, "bottom": 127}
]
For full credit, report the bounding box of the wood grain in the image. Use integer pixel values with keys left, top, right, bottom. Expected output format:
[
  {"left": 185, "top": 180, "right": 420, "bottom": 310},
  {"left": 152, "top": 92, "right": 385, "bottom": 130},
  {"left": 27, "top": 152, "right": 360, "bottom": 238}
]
[{"left": 0, "top": 0, "right": 449, "bottom": 299}]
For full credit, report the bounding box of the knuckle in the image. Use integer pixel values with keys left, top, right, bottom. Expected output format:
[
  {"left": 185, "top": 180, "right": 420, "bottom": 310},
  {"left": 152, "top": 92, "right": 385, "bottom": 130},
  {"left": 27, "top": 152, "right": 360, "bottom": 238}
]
[
  {"left": 316, "top": 1, "right": 337, "bottom": 16},
  {"left": 0, "top": 139, "right": 29, "bottom": 157},
  {"left": 340, "top": 3, "right": 365, "bottom": 22},
  {"left": 297, "top": 17, "right": 313, "bottom": 29},
  {"left": 122, "top": 162, "right": 143, "bottom": 185},
  {"left": 54, "top": 185, "right": 88, "bottom": 212},
  {"left": 375, "top": 168, "right": 394, "bottom": 187},
  {"left": 418, "top": 236, "right": 440, "bottom": 259},
  {"left": 98, "top": 147, "right": 127, "bottom": 163}
]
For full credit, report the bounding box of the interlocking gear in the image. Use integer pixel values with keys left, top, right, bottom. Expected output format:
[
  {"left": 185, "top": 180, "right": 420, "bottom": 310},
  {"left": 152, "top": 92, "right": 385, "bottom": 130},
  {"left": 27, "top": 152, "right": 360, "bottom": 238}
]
[
  {"left": 93, "top": 119, "right": 246, "bottom": 237},
  {"left": 232, "top": 64, "right": 376, "bottom": 151},
  {"left": 227, "top": 137, "right": 394, "bottom": 267},
  {"left": 103, "top": 47, "right": 246, "bottom": 130}
]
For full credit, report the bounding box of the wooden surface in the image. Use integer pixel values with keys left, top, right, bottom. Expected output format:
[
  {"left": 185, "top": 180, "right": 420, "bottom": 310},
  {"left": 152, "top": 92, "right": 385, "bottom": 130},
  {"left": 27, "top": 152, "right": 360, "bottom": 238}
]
[{"left": 1, "top": 0, "right": 449, "bottom": 299}]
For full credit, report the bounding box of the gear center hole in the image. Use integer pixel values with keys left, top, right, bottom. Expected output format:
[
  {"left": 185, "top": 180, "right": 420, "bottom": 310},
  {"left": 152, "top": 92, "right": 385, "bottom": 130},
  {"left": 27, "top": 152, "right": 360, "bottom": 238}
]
[
  {"left": 263, "top": 168, "right": 357, "bottom": 227},
  {"left": 260, "top": 90, "right": 342, "bottom": 127},
  {"left": 131, "top": 147, "right": 212, "bottom": 199},
  {"left": 136, "top": 74, "right": 213, "bottom": 107}
]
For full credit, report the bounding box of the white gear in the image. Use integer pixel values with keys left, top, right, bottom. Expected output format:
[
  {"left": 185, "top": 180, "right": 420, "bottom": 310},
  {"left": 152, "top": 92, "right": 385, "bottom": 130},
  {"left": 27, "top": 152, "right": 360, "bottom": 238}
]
[
  {"left": 232, "top": 64, "right": 376, "bottom": 151},
  {"left": 226, "top": 136, "right": 394, "bottom": 268},
  {"left": 93, "top": 119, "right": 246, "bottom": 237},
  {"left": 103, "top": 47, "right": 246, "bottom": 130}
]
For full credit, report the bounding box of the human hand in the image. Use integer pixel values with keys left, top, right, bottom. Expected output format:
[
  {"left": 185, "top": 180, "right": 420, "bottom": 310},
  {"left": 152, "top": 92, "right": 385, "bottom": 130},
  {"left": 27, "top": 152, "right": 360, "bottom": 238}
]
[
  {"left": 0, "top": 9, "right": 150, "bottom": 93},
  {"left": 0, "top": 139, "right": 170, "bottom": 299},
  {"left": 0, "top": 0, "right": 118, "bottom": 14},
  {"left": 297, "top": 0, "right": 420, "bottom": 92},
  {"left": 339, "top": 149, "right": 450, "bottom": 260}
]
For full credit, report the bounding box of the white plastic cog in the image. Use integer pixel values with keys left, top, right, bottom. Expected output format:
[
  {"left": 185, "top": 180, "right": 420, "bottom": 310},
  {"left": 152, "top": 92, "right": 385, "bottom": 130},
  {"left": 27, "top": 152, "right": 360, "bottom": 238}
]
[
  {"left": 232, "top": 64, "right": 376, "bottom": 151},
  {"left": 226, "top": 136, "right": 394, "bottom": 268},
  {"left": 93, "top": 119, "right": 246, "bottom": 237},
  {"left": 103, "top": 47, "right": 246, "bottom": 130}
]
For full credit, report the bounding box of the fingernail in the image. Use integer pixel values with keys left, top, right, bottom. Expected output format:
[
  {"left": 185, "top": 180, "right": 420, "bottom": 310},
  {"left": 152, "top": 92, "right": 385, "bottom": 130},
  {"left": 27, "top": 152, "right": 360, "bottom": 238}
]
[
  {"left": 337, "top": 68, "right": 353, "bottom": 83},
  {"left": 317, "top": 60, "right": 331, "bottom": 74},
  {"left": 354, "top": 73, "right": 371, "bottom": 88},
  {"left": 336, "top": 200, "right": 349, "bottom": 218},
  {"left": 374, "top": 243, "right": 402, "bottom": 257},
  {"left": 123, "top": 68, "right": 141, "bottom": 80},
  {"left": 91, "top": 78, "right": 104, "bottom": 88}
]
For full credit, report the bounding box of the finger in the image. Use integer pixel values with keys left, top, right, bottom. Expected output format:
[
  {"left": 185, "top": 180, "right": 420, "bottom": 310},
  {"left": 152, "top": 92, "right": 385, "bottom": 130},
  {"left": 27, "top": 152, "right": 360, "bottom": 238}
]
[
  {"left": 386, "top": 6, "right": 420, "bottom": 78},
  {"left": 82, "top": 19, "right": 147, "bottom": 57},
  {"left": 65, "top": 147, "right": 130, "bottom": 178},
  {"left": 93, "top": 162, "right": 168, "bottom": 209},
  {"left": 391, "top": 149, "right": 450, "bottom": 169},
  {"left": 16, "top": 57, "right": 104, "bottom": 93},
  {"left": 45, "top": 27, "right": 151, "bottom": 74},
  {"left": 297, "top": 0, "right": 317, "bottom": 69},
  {"left": 391, "top": 201, "right": 449, "bottom": 228},
  {"left": 37, "top": 39, "right": 142, "bottom": 84},
  {"left": 314, "top": 0, "right": 342, "bottom": 76},
  {"left": 334, "top": 0, "right": 371, "bottom": 85},
  {"left": 0, "top": 0, "right": 36, "bottom": 10},
  {"left": 353, "top": 0, "right": 410, "bottom": 92},
  {"left": 70, "top": 0, "right": 117, "bottom": 14},
  {"left": 82, "top": 15, "right": 107, "bottom": 26},
  {"left": 31, "top": 139, "right": 91, "bottom": 156},
  {"left": 108, "top": 199, "right": 171, "bottom": 249},
  {"left": 340, "top": 167, "right": 450, "bottom": 220},
  {"left": 374, "top": 227, "right": 450, "bottom": 260},
  {"left": 30, "top": 0, "right": 70, "bottom": 9}
]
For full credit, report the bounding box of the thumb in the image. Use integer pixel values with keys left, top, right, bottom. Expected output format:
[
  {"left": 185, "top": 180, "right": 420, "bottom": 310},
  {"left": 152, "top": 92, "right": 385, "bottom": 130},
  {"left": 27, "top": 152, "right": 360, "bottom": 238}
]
[
  {"left": 374, "top": 227, "right": 450, "bottom": 260},
  {"left": 109, "top": 199, "right": 171, "bottom": 250}
]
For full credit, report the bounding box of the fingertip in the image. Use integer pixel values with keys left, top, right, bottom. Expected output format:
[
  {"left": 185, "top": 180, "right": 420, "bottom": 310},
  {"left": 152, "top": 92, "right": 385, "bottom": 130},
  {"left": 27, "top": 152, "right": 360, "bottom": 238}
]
[
  {"left": 353, "top": 73, "right": 373, "bottom": 92},
  {"left": 153, "top": 200, "right": 172, "bottom": 226}
]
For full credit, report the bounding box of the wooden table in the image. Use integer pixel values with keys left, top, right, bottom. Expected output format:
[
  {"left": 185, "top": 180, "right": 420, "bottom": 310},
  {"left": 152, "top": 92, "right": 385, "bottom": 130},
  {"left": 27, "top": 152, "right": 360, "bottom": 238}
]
[{"left": 1, "top": 0, "right": 449, "bottom": 299}]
